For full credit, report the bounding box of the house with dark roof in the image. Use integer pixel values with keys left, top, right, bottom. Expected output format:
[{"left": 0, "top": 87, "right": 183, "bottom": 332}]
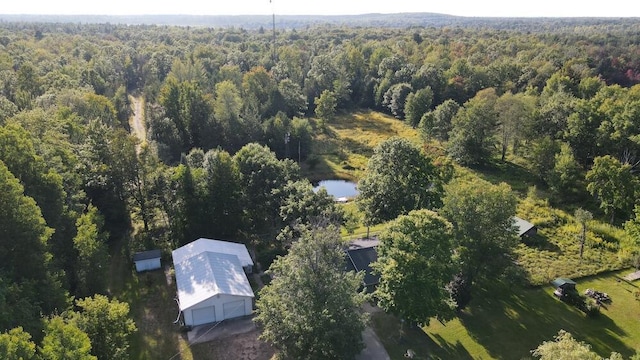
[{"left": 345, "top": 238, "right": 380, "bottom": 292}]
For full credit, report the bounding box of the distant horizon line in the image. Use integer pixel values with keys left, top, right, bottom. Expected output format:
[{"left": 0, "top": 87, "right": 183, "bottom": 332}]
[{"left": 0, "top": 12, "right": 638, "bottom": 19}]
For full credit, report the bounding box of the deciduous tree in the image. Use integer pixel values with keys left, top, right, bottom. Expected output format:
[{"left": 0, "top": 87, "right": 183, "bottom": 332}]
[
  {"left": 586, "top": 155, "right": 638, "bottom": 223},
  {"left": 314, "top": 89, "right": 337, "bottom": 123},
  {"left": 72, "top": 295, "right": 136, "bottom": 360},
  {"left": 419, "top": 99, "right": 460, "bottom": 142},
  {"left": 447, "top": 88, "right": 498, "bottom": 165},
  {"left": 574, "top": 208, "right": 593, "bottom": 259},
  {"left": 40, "top": 316, "right": 96, "bottom": 360},
  {"left": 441, "top": 178, "right": 517, "bottom": 307},
  {"left": 532, "top": 330, "right": 622, "bottom": 360},
  {"left": 357, "top": 137, "right": 443, "bottom": 225},
  {"left": 404, "top": 87, "right": 433, "bottom": 127},
  {"left": 372, "top": 209, "right": 456, "bottom": 323},
  {"left": 73, "top": 204, "right": 109, "bottom": 297},
  {"left": 0, "top": 327, "right": 36, "bottom": 360},
  {"left": 254, "top": 225, "right": 367, "bottom": 360}
]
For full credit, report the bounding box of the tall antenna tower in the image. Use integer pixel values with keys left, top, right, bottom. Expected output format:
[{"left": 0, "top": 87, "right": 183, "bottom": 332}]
[{"left": 270, "top": 0, "right": 277, "bottom": 62}]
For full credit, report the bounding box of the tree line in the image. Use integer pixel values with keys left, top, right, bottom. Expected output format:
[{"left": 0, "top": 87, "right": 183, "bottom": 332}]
[{"left": 1, "top": 17, "right": 640, "bottom": 358}]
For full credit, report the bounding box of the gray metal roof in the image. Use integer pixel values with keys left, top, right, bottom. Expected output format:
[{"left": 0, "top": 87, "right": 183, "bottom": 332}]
[
  {"left": 513, "top": 216, "right": 536, "bottom": 237},
  {"left": 133, "top": 249, "right": 162, "bottom": 262}
]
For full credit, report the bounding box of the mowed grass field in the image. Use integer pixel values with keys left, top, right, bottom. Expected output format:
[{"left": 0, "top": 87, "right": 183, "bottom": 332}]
[{"left": 372, "top": 270, "right": 640, "bottom": 359}]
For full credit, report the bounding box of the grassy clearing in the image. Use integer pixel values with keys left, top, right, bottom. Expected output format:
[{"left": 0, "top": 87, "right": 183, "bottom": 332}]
[
  {"left": 516, "top": 195, "right": 631, "bottom": 285},
  {"left": 119, "top": 267, "right": 191, "bottom": 360},
  {"left": 372, "top": 270, "right": 640, "bottom": 359},
  {"left": 304, "top": 110, "right": 421, "bottom": 182}
]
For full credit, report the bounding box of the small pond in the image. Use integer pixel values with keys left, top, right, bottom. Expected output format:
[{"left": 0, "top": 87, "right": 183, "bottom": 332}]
[{"left": 313, "top": 180, "right": 359, "bottom": 199}]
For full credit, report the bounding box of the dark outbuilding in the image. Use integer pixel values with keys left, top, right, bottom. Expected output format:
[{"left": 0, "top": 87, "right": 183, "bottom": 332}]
[
  {"left": 513, "top": 216, "right": 537, "bottom": 237},
  {"left": 551, "top": 277, "right": 577, "bottom": 298}
]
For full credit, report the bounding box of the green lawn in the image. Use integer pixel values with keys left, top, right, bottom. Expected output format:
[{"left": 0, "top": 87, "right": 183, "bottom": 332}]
[
  {"left": 371, "top": 270, "right": 640, "bottom": 359},
  {"left": 123, "top": 269, "right": 193, "bottom": 360}
]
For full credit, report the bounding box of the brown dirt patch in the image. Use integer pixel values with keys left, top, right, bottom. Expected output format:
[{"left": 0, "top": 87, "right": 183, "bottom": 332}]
[{"left": 190, "top": 328, "right": 275, "bottom": 360}]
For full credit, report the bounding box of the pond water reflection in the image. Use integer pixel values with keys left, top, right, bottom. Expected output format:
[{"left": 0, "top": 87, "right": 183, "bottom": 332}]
[{"left": 313, "top": 180, "right": 359, "bottom": 199}]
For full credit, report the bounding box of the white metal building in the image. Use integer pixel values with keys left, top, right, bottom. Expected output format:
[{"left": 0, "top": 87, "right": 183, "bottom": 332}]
[
  {"left": 133, "top": 249, "right": 162, "bottom": 272},
  {"left": 172, "top": 239, "right": 255, "bottom": 326}
]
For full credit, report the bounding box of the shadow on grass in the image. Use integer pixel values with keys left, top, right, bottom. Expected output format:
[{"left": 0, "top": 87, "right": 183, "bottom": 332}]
[
  {"left": 330, "top": 111, "right": 401, "bottom": 138},
  {"left": 123, "top": 269, "right": 184, "bottom": 360},
  {"left": 522, "top": 233, "right": 561, "bottom": 253},
  {"left": 469, "top": 160, "right": 543, "bottom": 195},
  {"left": 371, "top": 310, "right": 474, "bottom": 360},
  {"left": 456, "top": 281, "right": 634, "bottom": 359}
]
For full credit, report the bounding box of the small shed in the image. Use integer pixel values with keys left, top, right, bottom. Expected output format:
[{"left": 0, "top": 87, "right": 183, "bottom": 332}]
[
  {"left": 551, "top": 277, "right": 577, "bottom": 298},
  {"left": 133, "top": 249, "right": 162, "bottom": 272},
  {"left": 513, "top": 216, "right": 537, "bottom": 237},
  {"left": 551, "top": 278, "right": 576, "bottom": 290}
]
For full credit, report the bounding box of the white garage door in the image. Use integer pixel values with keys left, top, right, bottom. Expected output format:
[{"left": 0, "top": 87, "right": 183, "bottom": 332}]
[
  {"left": 223, "top": 300, "right": 245, "bottom": 319},
  {"left": 192, "top": 306, "right": 216, "bottom": 326}
]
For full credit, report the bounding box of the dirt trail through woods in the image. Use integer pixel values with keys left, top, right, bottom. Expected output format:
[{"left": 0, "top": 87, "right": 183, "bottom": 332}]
[{"left": 128, "top": 95, "right": 146, "bottom": 152}]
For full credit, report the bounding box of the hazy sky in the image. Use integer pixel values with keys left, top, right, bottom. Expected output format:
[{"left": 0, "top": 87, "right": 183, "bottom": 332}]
[{"left": 2, "top": 0, "right": 639, "bottom": 17}]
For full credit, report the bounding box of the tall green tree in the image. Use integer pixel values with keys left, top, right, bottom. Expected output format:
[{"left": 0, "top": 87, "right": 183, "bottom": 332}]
[
  {"left": 40, "top": 316, "right": 96, "bottom": 360},
  {"left": 202, "top": 149, "right": 243, "bottom": 239},
  {"left": 548, "top": 142, "right": 582, "bottom": 199},
  {"left": 242, "top": 66, "right": 277, "bottom": 119},
  {"left": 254, "top": 225, "right": 367, "bottom": 360},
  {"left": 0, "top": 327, "right": 36, "bottom": 360},
  {"left": 404, "top": 87, "right": 433, "bottom": 127},
  {"left": 277, "top": 180, "right": 343, "bottom": 243},
  {"left": 441, "top": 178, "right": 517, "bottom": 308},
  {"left": 419, "top": 99, "right": 460, "bottom": 142},
  {"left": 72, "top": 295, "right": 136, "bottom": 360},
  {"left": 372, "top": 209, "right": 456, "bottom": 323},
  {"left": 383, "top": 83, "right": 413, "bottom": 119},
  {"left": 234, "top": 143, "right": 300, "bottom": 237},
  {"left": 73, "top": 204, "right": 109, "bottom": 297},
  {"left": 586, "top": 155, "right": 639, "bottom": 223},
  {"left": 214, "top": 80, "right": 246, "bottom": 151},
  {"left": 357, "top": 137, "right": 443, "bottom": 225},
  {"left": 276, "top": 79, "right": 307, "bottom": 118},
  {"left": 314, "top": 89, "right": 337, "bottom": 123},
  {"left": 495, "top": 91, "right": 534, "bottom": 161},
  {"left": 447, "top": 88, "right": 499, "bottom": 165},
  {"left": 0, "top": 160, "right": 68, "bottom": 334}
]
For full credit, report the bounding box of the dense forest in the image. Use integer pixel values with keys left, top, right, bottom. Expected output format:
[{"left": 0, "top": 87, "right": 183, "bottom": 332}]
[{"left": 1, "top": 15, "right": 640, "bottom": 359}]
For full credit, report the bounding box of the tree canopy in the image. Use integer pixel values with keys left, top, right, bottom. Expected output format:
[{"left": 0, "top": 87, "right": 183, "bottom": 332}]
[
  {"left": 357, "top": 137, "right": 444, "bottom": 225},
  {"left": 372, "top": 209, "right": 456, "bottom": 324},
  {"left": 254, "top": 225, "right": 367, "bottom": 360},
  {"left": 441, "top": 178, "right": 518, "bottom": 307}
]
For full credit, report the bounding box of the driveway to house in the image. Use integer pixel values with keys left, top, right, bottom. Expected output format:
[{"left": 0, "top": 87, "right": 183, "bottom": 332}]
[
  {"left": 357, "top": 326, "right": 391, "bottom": 360},
  {"left": 128, "top": 95, "right": 145, "bottom": 153},
  {"left": 357, "top": 302, "right": 391, "bottom": 360}
]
